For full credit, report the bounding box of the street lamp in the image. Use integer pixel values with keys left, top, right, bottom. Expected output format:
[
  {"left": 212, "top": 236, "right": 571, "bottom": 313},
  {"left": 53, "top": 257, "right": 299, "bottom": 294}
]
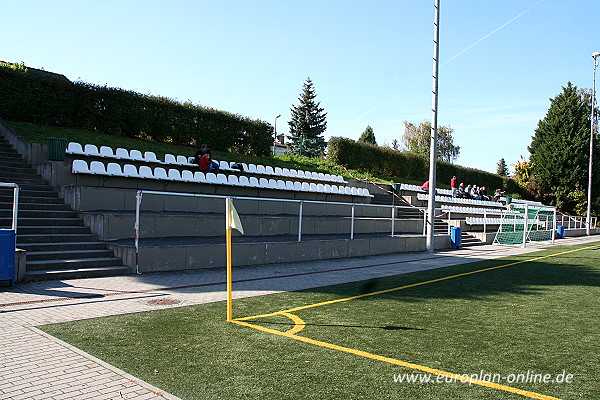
[
  {"left": 273, "top": 114, "right": 281, "bottom": 156},
  {"left": 586, "top": 51, "right": 599, "bottom": 235}
]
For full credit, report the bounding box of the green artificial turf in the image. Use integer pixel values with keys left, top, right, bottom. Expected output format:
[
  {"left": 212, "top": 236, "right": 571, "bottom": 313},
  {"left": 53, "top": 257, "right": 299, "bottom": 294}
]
[{"left": 41, "top": 242, "right": 600, "bottom": 400}]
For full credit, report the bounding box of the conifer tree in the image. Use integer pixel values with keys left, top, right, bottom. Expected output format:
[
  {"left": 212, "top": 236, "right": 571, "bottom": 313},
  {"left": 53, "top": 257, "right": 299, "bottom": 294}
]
[
  {"left": 287, "top": 78, "right": 327, "bottom": 157},
  {"left": 358, "top": 125, "right": 377, "bottom": 145},
  {"left": 496, "top": 158, "right": 509, "bottom": 176},
  {"left": 528, "top": 82, "right": 597, "bottom": 212}
]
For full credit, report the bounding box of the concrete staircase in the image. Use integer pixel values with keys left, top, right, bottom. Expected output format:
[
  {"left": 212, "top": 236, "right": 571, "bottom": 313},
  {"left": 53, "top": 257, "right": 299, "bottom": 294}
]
[
  {"left": 395, "top": 206, "right": 483, "bottom": 247},
  {"left": 0, "top": 136, "right": 130, "bottom": 281}
]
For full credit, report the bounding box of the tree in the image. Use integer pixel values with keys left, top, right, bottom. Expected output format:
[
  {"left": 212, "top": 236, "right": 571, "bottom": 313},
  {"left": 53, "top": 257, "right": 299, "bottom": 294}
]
[
  {"left": 496, "top": 158, "right": 509, "bottom": 176},
  {"left": 401, "top": 121, "right": 460, "bottom": 163},
  {"left": 528, "top": 82, "right": 598, "bottom": 213},
  {"left": 358, "top": 125, "right": 377, "bottom": 145},
  {"left": 287, "top": 78, "right": 327, "bottom": 157}
]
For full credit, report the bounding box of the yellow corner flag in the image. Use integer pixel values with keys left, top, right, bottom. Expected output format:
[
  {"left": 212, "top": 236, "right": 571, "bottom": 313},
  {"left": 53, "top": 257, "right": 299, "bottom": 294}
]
[
  {"left": 228, "top": 199, "right": 244, "bottom": 235},
  {"left": 226, "top": 198, "right": 243, "bottom": 321}
]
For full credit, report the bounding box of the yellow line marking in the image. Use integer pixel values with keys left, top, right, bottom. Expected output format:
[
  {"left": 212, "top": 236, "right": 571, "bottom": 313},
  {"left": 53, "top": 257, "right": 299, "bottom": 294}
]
[
  {"left": 280, "top": 312, "right": 306, "bottom": 335},
  {"left": 232, "top": 319, "right": 563, "bottom": 400},
  {"left": 237, "top": 243, "right": 600, "bottom": 322}
]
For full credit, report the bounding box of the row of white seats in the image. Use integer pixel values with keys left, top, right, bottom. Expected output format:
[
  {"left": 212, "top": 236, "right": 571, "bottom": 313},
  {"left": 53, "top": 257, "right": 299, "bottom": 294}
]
[
  {"left": 71, "top": 160, "right": 371, "bottom": 197},
  {"left": 442, "top": 205, "right": 517, "bottom": 216},
  {"left": 398, "top": 183, "right": 452, "bottom": 196},
  {"left": 417, "top": 193, "right": 504, "bottom": 208},
  {"left": 501, "top": 197, "right": 545, "bottom": 207},
  {"left": 65, "top": 142, "right": 345, "bottom": 183},
  {"left": 466, "top": 217, "right": 505, "bottom": 225}
]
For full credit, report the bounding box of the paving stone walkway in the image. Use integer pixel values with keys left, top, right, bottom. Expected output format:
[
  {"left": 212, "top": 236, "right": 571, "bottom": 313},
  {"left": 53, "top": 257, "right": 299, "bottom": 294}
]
[{"left": 1, "top": 236, "right": 598, "bottom": 400}]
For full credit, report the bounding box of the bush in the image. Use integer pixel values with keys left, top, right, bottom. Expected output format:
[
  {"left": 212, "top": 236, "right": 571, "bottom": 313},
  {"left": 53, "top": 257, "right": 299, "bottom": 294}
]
[
  {"left": 327, "top": 137, "right": 528, "bottom": 196},
  {"left": 0, "top": 66, "right": 272, "bottom": 156}
]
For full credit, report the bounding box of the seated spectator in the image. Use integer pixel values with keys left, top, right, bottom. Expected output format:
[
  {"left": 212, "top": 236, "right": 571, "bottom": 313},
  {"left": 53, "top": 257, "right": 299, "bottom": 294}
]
[
  {"left": 476, "top": 186, "right": 490, "bottom": 201},
  {"left": 493, "top": 188, "right": 505, "bottom": 202},
  {"left": 195, "top": 144, "right": 219, "bottom": 173},
  {"left": 464, "top": 184, "right": 473, "bottom": 199},
  {"left": 456, "top": 182, "right": 466, "bottom": 198}
]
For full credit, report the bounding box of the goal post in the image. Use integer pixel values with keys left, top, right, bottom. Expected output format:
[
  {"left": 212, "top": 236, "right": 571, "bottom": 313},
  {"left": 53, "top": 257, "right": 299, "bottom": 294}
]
[{"left": 493, "top": 203, "right": 557, "bottom": 247}]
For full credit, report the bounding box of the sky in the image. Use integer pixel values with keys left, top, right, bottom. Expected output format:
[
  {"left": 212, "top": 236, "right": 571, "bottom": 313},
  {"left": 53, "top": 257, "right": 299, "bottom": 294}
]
[{"left": 1, "top": 0, "right": 598, "bottom": 174}]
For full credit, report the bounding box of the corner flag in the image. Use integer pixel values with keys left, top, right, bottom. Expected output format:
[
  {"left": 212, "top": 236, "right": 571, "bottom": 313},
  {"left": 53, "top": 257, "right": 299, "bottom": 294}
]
[
  {"left": 226, "top": 198, "right": 243, "bottom": 321},
  {"left": 228, "top": 199, "right": 244, "bottom": 235}
]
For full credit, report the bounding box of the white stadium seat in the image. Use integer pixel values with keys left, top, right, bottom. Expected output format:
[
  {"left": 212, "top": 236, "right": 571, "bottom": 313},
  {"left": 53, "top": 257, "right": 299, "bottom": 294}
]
[
  {"left": 89, "top": 161, "right": 106, "bottom": 174},
  {"left": 115, "top": 148, "right": 130, "bottom": 159},
  {"left": 144, "top": 151, "right": 159, "bottom": 162},
  {"left": 154, "top": 167, "right": 168, "bottom": 180},
  {"left": 106, "top": 163, "right": 125, "bottom": 176},
  {"left": 72, "top": 159, "right": 89, "bottom": 173},
  {"left": 130, "top": 150, "right": 144, "bottom": 161},
  {"left": 84, "top": 144, "right": 100, "bottom": 156},
  {"left": 139, "top": 166, "right": 154, "bottom": 179},
  {"left": 181, "top": 170, "right": 194, "bottom": 182},
  {"left": 99, "top": 146, "right": 114, "bottom": 158},
  {"left": 123, "top": 164, "right": 139, "bottom": 177},
  {"left": 66, "top": 142, "right": 84, "bottom": 155}
]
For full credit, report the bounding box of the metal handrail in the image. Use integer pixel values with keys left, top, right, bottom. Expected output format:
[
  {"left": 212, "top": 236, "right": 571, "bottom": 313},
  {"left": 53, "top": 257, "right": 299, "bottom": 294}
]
[
  {"left": 133, "top": 189, "right": 441, "bottom": 274},
  {"left": 0, "top": 182, "right": 19, "bottom": 231}
]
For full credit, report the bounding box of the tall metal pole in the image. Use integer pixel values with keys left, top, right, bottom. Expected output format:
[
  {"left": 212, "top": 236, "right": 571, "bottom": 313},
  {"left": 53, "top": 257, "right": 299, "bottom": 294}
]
[
  {"left": 273, "top": 114, "right": 281, "bottom": 156},
  {"left": 426, "top": 0, "right": 441, "bottom": 253},
  {"left": 586, "top": 52, "right": 599, "bottom": 235}
]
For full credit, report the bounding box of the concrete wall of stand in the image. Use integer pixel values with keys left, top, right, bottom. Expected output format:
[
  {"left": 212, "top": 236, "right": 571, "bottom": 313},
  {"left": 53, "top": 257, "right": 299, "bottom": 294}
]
[
  {"left": 82, "top": 211, "right": 424, "bottom": 240},
  {"left": 108, "top": 234, "right": 452, "bottom": 272}
]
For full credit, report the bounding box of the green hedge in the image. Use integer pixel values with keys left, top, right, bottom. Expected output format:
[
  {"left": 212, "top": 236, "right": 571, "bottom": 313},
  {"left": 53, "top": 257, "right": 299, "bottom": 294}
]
[
  {"left": 0, "top": 66, "right": 272, "bottom": 156},
  {"left": 327, "top": 137, "right": 526, "bottom": 195}
]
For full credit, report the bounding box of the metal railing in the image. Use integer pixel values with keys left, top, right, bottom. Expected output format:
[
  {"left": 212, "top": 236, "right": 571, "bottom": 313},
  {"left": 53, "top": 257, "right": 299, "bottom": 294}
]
[
  {"left": 559, "top": 213, "right": 597, "bottom": 230},
  {"left": 133, "top": 190, "right": 438, "bottom": 274},
  {"left": 0, "top": 182, "right": 19, "bottom": 231}
]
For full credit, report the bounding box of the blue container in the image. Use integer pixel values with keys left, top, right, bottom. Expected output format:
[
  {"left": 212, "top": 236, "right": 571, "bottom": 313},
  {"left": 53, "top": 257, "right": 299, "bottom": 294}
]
[
  {"left": 557, "top": 225, "right": 565, "bottom": 239},
  {"left": 451, "top": 226, "right": 462, "bottom": 249},
  {"left": 0, "top": 229, "right": 16, "bottom": 286}
]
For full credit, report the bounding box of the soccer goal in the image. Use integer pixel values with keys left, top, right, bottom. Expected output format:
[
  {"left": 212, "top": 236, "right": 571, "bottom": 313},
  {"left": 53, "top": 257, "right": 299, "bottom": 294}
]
[{"left": 493, "top": 203, "right": 557, "bottom": 247}]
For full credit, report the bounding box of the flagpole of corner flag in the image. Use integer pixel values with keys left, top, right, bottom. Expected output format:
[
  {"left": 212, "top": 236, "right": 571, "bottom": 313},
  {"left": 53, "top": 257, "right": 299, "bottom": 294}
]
[
  {"left": 226, "top": 199, "right": 233, "bottom": 321},
  {"left": 426, "top": 0, "right": 441, "bottom": 253},
  {"left": 226, "top": 197, "right": 244, "bottom": 322}
]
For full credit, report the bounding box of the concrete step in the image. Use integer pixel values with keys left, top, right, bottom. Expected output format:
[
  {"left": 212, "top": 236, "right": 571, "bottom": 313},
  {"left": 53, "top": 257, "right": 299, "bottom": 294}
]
[
  {"left": 26, "top": 249, "right": 114, "bottom": 261},
  {"left": 6, "top": 217, "right": 83, "bottom": 226},
  {"left": 18, "top": 241, "right": 110, "bottom": 252},
  {"left": 16, "top": 225, "right": 91, "bottom": 235},
  {"left": 25, "top": 266, "right": 131, "bottom": 281},
  {"left": 0, "top": 188, "right": 58, "bottom": 198},
  {"left": 26, "top": 257, "right": 125, "bottom": 271},
  {"left": 0, "top": 164, "right": 38, "bottom": 174},
  {"left": 17, "top": 233, "right": 100, "bottom": 244},
  {"left": 0, "top": 209, "right": 77, "bottom": 218},
  {"left": 0, "top": 201, "right": 71, "bottom": 211},
  {"left": 0, "top": 195, "right": 64, "bottom": 204}
]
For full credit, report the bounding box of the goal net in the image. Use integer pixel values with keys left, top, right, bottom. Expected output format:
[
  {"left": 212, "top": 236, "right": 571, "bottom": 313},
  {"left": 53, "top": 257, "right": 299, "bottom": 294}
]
[{"left": 493, "top": 203, "right": 556, "bottom": 246}]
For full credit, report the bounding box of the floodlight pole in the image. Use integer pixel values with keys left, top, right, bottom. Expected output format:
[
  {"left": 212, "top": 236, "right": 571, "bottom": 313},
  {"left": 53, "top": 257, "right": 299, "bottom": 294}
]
[
  {"left": 273, "top": 114, "right": 281, "bottom": 156},
  {"left": 426, "top": 0, "right": 441, "bottom": 253},
  {"left": 587, "top": 52, "right": 599, "bottom": 235}
]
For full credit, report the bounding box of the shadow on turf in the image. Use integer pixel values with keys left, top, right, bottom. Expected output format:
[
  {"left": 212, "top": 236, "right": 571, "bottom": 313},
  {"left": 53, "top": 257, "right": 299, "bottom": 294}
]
[{"left": 255, "top": 321, "right": 424, "bottom": 331}]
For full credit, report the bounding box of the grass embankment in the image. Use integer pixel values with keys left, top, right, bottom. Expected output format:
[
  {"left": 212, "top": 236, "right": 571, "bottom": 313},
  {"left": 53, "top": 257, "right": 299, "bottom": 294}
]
[
  {"left": 8, "top": 121, "right": 429, "bottom": 187},
  {"left": 41, "top": 242, "right": 600, "bottom": 400}
]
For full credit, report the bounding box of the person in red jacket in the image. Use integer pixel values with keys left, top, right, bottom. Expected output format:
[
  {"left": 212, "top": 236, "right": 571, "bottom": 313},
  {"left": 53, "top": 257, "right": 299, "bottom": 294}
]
[{"left": 451, "top": 176, "right": 458, "bottom": 197}]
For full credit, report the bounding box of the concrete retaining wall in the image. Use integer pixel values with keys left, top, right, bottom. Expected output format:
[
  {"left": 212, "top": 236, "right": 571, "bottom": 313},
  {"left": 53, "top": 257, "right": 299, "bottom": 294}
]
[
  {"left": 82, "top": 211, "right": 424, "bottom": 240},
  {"left": 108, "top": 234, "right": 452, "bottom": 272}
]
